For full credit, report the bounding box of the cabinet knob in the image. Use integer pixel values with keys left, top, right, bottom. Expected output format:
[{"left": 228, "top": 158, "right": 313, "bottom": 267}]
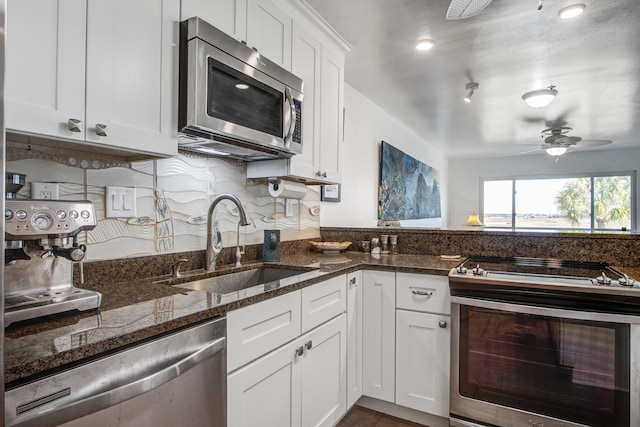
[
  {"left": 67, "top": 118, "right": 82, "bottom": 132},
  {"left": 296, "top": 346, "right": 304, "bottom": 357},
  {"left": 316, "top": 171, "right": 322, "bottom": 177},
  {"left": 305, "top": 340, "right": 313, "bottom": 350},
  {"left": 350, "top": 277, "right": 357, "bottom": 285},
  {"left": 439, "top": 320, "right": 447, "bottom": 329},
  {"left": 95, "top": 123, "right": 108, "bottom": 137},
  {"left": 322, "top": 172, "right": 327, "bottom": 178}
]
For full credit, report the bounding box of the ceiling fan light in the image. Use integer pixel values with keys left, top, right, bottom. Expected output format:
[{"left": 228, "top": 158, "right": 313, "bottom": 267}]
[
  {"left": 522, "top": 86, "right": 558, "bottom": 108},
  {"left": 464, "top": 82, "right": 479, "bottom": 103},
  {"left": 463, "top": 92, "right": 473, "bottom": 103},
  {"left": 559, "top": 3, "right": 585, "bottom": 19},
  {"left": 415, "top": 38, "right": 436, "bottom": 51},
  {"left": 546, "top": 146, "right": 568, "bottom": 156}
]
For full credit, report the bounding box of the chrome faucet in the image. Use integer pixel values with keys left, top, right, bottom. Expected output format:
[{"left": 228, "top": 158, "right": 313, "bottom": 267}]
[{"left": 206, "top": 194, "right": 250, "bottom": 271}]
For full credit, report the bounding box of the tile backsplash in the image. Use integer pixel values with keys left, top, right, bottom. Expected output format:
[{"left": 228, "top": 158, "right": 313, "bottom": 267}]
[{"left": 7, "top": 145, "right": 320, "bottom": 261}]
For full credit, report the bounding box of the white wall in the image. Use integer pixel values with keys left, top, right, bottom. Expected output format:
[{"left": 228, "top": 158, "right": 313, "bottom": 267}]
[
  {"left": 448, "top": 147, "right": 640, "bottom": 231},
  {"left": 320, "top": 84, "right": 449, "bottom": 228}
]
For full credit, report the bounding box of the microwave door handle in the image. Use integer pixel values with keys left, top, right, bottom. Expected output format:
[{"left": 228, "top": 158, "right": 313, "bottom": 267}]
[{"left": 284, "top": 88, "right": 296, "bottom": 148}]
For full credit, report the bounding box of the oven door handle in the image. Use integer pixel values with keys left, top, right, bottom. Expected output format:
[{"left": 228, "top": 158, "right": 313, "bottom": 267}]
[{"left": 451, "top": 295, "right": 640, "bottom": 324}]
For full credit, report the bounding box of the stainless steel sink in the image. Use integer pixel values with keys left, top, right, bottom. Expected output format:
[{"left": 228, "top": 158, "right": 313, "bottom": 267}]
[{"left": 172, "top": 266, "right": 319, "bottom": 295}]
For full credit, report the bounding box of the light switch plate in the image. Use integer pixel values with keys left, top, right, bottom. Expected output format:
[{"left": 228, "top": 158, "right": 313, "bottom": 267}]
[{"left": 106, "top": 186, "right": 137, "bottom": 218}]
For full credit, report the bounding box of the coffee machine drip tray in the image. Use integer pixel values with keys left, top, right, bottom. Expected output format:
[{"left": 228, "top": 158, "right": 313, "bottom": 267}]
[{"left": 5, "top": 286, "right": 102, "bottom": 327}]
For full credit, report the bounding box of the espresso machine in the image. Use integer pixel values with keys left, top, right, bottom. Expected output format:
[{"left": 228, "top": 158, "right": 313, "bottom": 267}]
[{"left": 4, "top": 182, "right": 102, "bottom": 326}]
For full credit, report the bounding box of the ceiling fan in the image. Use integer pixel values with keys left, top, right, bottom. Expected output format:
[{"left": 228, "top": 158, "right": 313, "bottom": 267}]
[{"left": 521, "top": 127, "right": 612, "bottom": 157}]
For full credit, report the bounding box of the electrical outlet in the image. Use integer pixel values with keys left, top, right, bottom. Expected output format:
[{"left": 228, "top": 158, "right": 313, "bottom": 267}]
[{"left": 32, "top": 182, "right": 59, "bottom": 200}]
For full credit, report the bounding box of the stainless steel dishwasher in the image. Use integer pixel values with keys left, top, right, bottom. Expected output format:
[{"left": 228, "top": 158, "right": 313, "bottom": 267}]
[{"left": 5, "top": 317, "right": 227, "bottom": 427}]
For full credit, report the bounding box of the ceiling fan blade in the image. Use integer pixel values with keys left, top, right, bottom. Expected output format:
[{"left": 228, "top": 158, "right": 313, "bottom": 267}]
[
  {"left": 518, "top": 147, "right": 545, "bottom": 155},
  {"left": 576, "top": 139, "right": 612, "bottom": 147},
  {"left": 446, "top": 0, "right": 493, "bottom": 19}
]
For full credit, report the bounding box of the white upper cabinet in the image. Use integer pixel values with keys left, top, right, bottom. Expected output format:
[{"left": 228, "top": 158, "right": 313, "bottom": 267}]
[
  {"left": 180, "top": 0, "right": 247, "bottom": 41},
  {"left": 6, "top": 0, "right": 179, "bottom": 158},
  {"left": 246, "top": 0, "right": 292, "bottom": 70},
  {"left": 6, "top": 0, "right": 87, "bottom": 143},
  {"left": 290, "top": 21, "right": 322, "bottom": 180},
  {"left": 318, "top": 44, "right": 344, "bottom": 183}
]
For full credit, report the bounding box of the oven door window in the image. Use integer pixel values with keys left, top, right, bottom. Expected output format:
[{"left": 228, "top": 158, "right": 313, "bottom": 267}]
[
  {"left": 459, "top": 305, "right": 630, "bottom": 426},
  {"left": 207, "top": 57, "right": 283, "bottom": 138}
]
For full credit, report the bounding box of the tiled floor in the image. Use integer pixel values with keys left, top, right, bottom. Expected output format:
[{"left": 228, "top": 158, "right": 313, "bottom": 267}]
[{"left": 336, "top": 405, "right": 428, "bottom": 427}]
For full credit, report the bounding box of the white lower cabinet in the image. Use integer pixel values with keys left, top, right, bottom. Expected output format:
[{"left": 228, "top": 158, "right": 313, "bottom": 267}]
[
  {"left": 346, "top": 271, "right": 363, "bottom": 408},
  {"left": 228, "top": 314, "right": 346, "bottom": 427},
  {"left": 395, "top": 309, "right": 450, "bottom": 417},
  {"left": 362, "top": 270, "right": 396, "bottom": 402},
  {"left": 227, "top": 276, "right": 348, "bottom": 427}
]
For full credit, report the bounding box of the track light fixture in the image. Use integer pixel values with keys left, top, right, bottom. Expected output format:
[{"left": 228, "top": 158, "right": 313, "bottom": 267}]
[{"left": 464, "top": 82, "right": 479, "bottom": 103}]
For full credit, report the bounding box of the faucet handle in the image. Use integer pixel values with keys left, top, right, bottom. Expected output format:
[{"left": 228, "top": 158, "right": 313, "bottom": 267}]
[{"left": 172, "top": 259, "right": 189, "bottom": 278}]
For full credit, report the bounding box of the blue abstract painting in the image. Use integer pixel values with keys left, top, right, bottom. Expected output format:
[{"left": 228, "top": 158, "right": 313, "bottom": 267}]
[{"left": 378, "top": 141, "right": 441, "bottom": 220}]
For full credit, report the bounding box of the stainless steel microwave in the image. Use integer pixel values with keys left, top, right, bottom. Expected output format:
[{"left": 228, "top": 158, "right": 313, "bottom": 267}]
[{"left": 178, "top": 17, "right": 303, "bottom": 161}]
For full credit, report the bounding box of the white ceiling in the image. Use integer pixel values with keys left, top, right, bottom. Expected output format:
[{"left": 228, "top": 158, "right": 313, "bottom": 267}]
[{"left": 305, "top": 0, "right": 640, "bottom": 159}]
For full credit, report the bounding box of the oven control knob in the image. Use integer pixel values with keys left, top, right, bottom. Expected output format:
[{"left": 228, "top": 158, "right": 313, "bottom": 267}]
[
  {"left": 595, "top": 272, "right": 612, "bottom": 285},
  {"left": 455, "top": 266, "right": 467, "bottom": 274},
  {"left": 471, "top": 265, "right": 485, "bottom": 276}
]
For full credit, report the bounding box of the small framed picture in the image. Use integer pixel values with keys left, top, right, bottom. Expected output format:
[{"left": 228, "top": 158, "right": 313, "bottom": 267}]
[{"left": 321, "top": 184, "right": 341, "bottom": 202}]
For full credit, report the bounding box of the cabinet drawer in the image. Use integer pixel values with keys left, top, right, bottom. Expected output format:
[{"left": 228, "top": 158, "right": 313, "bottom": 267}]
[
  {"left": 396, "top": 273, "right": 450, "bottom": 315},
  {"left": 227, "top": 290, "right": 301, "bottom": 373},
  {"left": 301, "top": 275, "right": 346, "bottom": 333}
]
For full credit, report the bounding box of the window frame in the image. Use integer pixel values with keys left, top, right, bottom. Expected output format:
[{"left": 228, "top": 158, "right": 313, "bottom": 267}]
[{"left": 480, "top": 171, "right": 637, "bottom": 232}]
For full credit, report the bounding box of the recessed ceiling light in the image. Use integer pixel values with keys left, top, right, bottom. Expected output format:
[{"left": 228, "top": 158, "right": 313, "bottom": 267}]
[
  {"left": 522, "top": 85, "right": 558, "bottom": 108},
  {"left": 558, "top": 3, "right": 585, "bottom": 19},
  {"left": 415, "top": 38, "right": 436, "bottom": 51}
]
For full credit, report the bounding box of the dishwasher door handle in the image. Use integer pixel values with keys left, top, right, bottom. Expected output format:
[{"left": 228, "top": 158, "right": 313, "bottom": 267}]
[{"left": 9, "top": 335, "right": 226, "bottom": 427}]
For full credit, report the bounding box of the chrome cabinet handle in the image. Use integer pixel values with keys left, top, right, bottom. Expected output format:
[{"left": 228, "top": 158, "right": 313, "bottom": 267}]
[
  {"left": 95, "top": 123, "right": 108, "bottom": 137},
  {"left": 296, "top": 346, "right": 304, "bottom": 357},
  {"left": 439, "top": 320, "right": 447, "bottom": 328},
  {"left": 67, "top": 118, "right": 82, "bottom": 132},
  {"left": 411, "top": 290, "right": 433, "bottom": 298}
]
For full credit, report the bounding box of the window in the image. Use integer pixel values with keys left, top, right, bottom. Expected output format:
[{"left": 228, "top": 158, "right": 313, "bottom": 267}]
[{"left": 482, "top": 173, "right": 635, "bottom": 232}]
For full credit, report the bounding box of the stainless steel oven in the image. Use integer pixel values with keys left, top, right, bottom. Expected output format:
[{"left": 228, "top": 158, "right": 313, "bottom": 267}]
[{"left": 449, "top": 257, "right": 640, "bottom": 427}]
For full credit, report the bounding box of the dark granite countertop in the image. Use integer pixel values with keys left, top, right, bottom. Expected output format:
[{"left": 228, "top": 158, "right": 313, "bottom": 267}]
[{"left": 5, "top": 252, "right": 459, "bottom": 386}]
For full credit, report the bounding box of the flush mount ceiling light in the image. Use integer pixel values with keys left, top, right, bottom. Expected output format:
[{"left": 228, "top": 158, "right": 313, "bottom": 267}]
[
  {"left": 415, "top": 38, "right": 436, "bottom": 51},
  {"left": 545, "top": 146, "right": 568, "bottom": 156},
  {"left": 463, "top": 82, "right": 479, "bottom": 103},
  {"left": 522, "top": 85, "right": 558, "bottom": 108},
  {"left": 559, "top": 3, "right": 586, "bottom": 19}
]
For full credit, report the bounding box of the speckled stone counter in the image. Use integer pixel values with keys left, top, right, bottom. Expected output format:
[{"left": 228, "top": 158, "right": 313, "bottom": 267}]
[{"left": 5, "top": 252, "right": 460, "bottom": 386}]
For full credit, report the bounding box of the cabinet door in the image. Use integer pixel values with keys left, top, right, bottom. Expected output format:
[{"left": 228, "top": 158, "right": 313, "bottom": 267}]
[
  {"left": 290, "top": 21, "right": 321, "bottom": 180},
  {"left": 6, "top": 0, "right": 86, "bottom": 141},
  {"left": 246, "top": 0, "right": 291, "bottom": 69},
  {"left": 395, "top": 310, "right": 450, "bottom": 417},
  {"left": 300, "top": 314, "right": 347, "bottom": 427},
  {"left": 346, "top": 271, "right": 363, "bottom": 408},
  {"left": 319, "top": 45, "right": 344, "bottom": 183},
  {"left": 84, "top": 0, "right": 178, "bottom": 156},
  {"left": 362, "top": 270, "right": 396, "bottom": 402},
  {"left": 228, "top": 339, "right": 302, "bottom": 427},
  {"left": 181, "top": 0, "right": 247, "bottom": 41}
]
